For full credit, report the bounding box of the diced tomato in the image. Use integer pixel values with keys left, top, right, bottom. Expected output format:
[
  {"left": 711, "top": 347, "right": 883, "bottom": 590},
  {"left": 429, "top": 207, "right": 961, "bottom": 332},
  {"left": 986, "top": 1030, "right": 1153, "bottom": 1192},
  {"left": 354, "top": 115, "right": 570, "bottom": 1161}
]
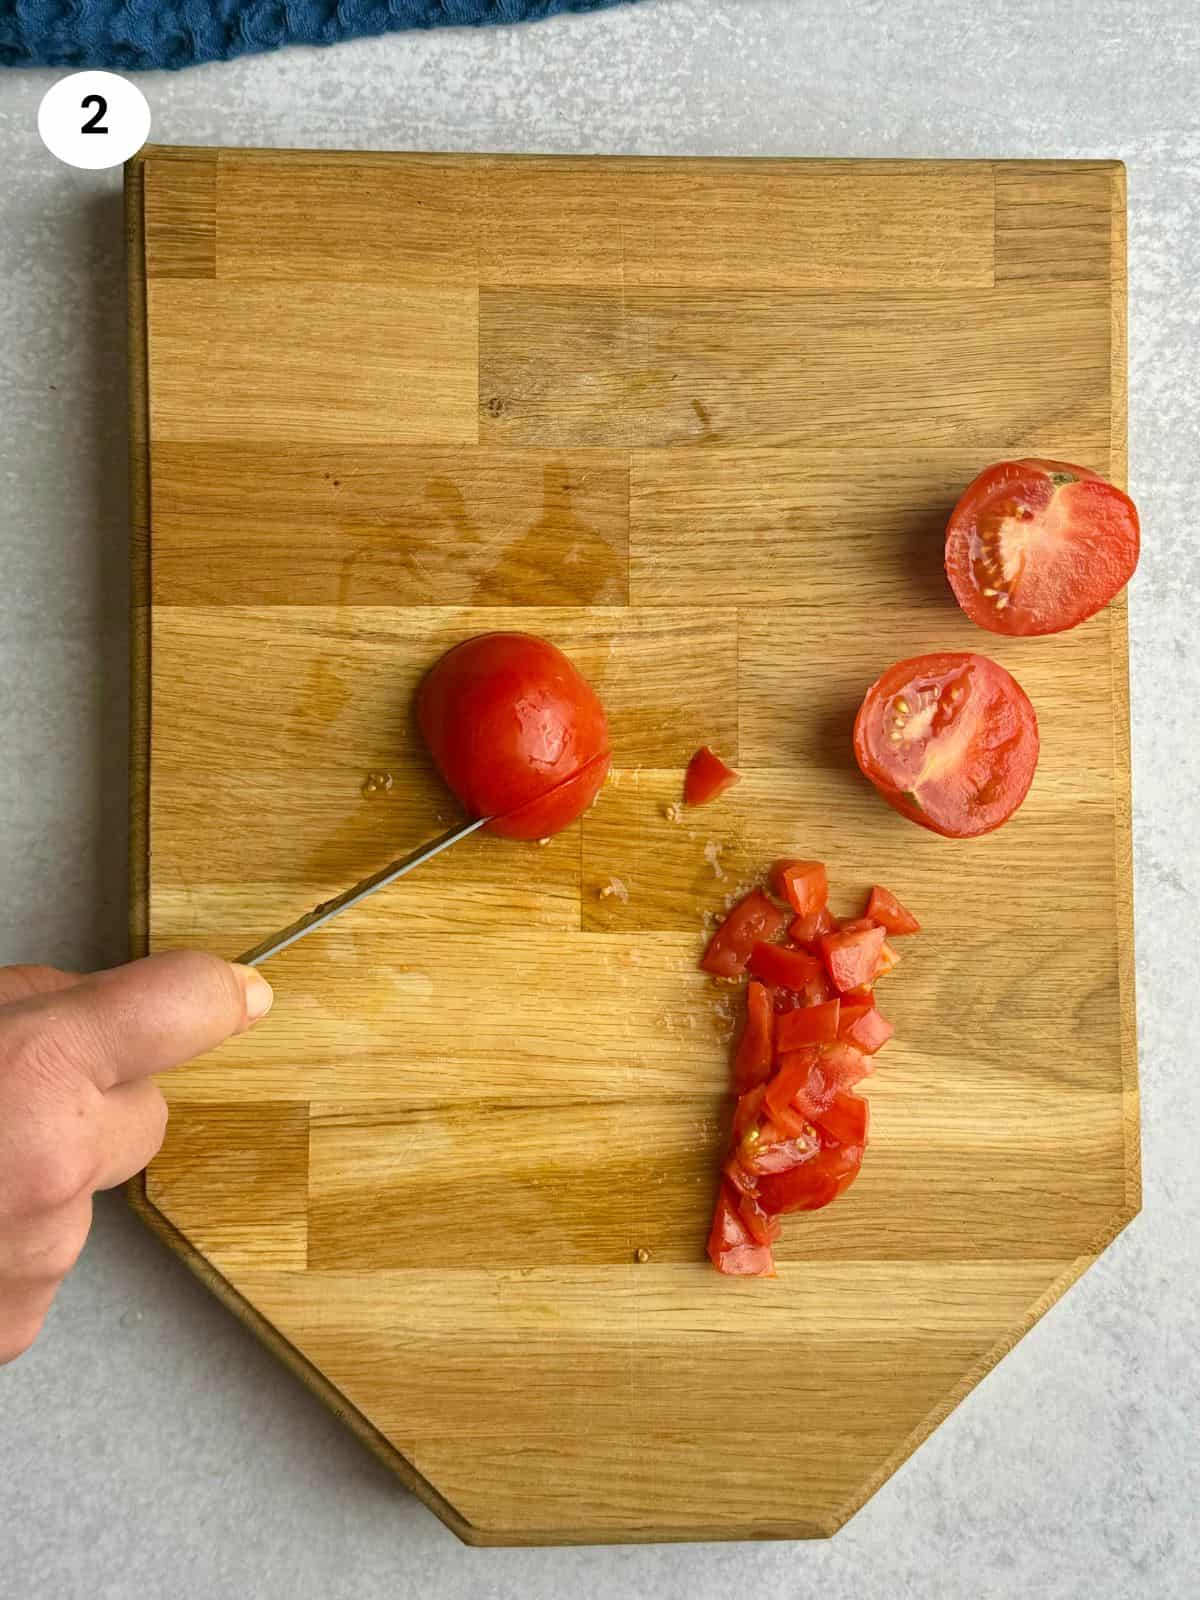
[
  {"left": 837, "top": 1004, "right": 894, "bottom": 1055},
  {"left": 758, "top": 1140, "right": 865, "bottom": 1215},
  {"left": 770, "top": 969, "right": 834, "bottom": 1011},
  {"left": 732, "top": 981, "right": 774, "bottom": 1092},
  {"left": 700, "top": 890, "right": 785, "bottom": 978},
  {"left": 788, "top": 905, "right": 836, "bottom": 949},
  {"left": 819, "top": 924, "right": 886, "bottom": 993},
  {"left": 685, "top": 746, "right": 741, "bottom": 807},
  {"left": 866, "top": 885, "right": 920, "bottom": 936},
  {"left": 707, "top": 1184, "right": 776, "bottom": 1276},
  {"left": 776, "top": 999, "right": 841, "bottom": 1051},
  {"left": 838, "top": 917, "right": 878, "bottom": 934},
  {"left": 768, "top": 859, "right": 828, "bottom": 918},
  {"left": 741, "top": 1126, "right": 820, "bottom": 1176},
  {"left": 765, "top": 1045, "right": 822, "bottom": 1122},
  {"left": 812, "top": 1089, "right": 870, "bottom": 1148},
  {"left": 764, "top": 1099, "right": 813, "bottom": 1140},
  {"left": 748, "top": 941, "right": 824, "bottom": 990},
  {"left": 732, "top": 1083, "right": 767, "bottom": 1144},
  {"left": 842, "top": 984, "right": 875, "bottom": 1006},
  {"left": 735, "top": 1184, "right": 782, "bottom": 1247},
  {"left": 818, "top": 1041, "right": 872, "bottom": 1089},
  {"left": 876, "top": 942, "right": 901, "bottom": 978}
]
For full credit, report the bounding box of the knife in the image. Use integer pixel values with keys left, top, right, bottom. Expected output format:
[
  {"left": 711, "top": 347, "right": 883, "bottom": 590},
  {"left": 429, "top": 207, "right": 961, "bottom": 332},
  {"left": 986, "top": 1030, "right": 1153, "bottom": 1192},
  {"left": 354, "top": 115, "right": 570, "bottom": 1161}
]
[{"left": 235, "top": 814, "right": 491, "bottom": 967}]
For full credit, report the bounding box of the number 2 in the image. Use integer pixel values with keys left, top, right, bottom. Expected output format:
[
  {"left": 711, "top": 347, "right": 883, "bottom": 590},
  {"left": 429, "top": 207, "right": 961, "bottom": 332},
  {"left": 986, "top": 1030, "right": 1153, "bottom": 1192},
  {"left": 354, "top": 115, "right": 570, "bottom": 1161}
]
[{"left": 80, "top": 94, "right": 108, "bottom": 134}]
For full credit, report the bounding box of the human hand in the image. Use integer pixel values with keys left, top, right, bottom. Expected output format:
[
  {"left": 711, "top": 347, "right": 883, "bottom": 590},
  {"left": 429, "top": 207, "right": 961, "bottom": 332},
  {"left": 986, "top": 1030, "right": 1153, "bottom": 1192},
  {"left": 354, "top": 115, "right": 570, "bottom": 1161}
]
[{"left": 0, "top": 952, "right": 273, "bottom": 1364}]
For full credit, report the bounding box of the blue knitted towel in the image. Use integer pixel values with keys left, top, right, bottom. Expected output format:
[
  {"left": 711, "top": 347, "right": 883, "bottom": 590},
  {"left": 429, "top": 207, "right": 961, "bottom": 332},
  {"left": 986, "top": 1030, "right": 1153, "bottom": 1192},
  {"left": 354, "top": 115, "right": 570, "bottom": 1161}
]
[{"left": 1, "top": 0, "right": 637, "bottom": 71}]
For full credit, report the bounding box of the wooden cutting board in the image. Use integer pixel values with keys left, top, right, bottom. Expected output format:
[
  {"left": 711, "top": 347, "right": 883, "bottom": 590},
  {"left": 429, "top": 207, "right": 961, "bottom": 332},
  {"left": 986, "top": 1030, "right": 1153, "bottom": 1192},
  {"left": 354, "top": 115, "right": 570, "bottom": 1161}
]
[{"left": 126, "top": 146, "right": 1137, "bottom": 1546}]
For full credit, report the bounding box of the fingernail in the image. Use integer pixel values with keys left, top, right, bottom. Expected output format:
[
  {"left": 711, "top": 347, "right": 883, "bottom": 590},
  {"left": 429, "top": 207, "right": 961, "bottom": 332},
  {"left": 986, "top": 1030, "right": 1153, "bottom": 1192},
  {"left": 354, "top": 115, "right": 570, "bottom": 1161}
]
[{"left": 232, "top": 964, "right": 274, "bottom": 1022}]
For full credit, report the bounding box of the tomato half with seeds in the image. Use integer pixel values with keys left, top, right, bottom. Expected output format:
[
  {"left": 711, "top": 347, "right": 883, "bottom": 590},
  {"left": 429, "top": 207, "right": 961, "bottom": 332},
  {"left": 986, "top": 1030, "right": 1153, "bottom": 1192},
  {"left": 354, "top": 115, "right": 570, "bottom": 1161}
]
[
  {"left": 854, "top": 653, "right": 1039, "bottom": 838},
  {"left": 945, "top": 459, "right": 1140, "bottom": 636}
]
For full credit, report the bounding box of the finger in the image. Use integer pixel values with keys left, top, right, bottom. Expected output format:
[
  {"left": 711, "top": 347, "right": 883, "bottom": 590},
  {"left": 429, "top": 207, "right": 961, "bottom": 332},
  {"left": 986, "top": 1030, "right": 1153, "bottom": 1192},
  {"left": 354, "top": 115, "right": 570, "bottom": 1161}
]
[
  {"left": 92, "top": 1080, "right": 169, "bottom": 1190},
  {"left": 5, "top": 950, "right": 273, "bottom": 1092},
  {"left": 0, "top": 964, "right": 82, "bottom": 1008}
]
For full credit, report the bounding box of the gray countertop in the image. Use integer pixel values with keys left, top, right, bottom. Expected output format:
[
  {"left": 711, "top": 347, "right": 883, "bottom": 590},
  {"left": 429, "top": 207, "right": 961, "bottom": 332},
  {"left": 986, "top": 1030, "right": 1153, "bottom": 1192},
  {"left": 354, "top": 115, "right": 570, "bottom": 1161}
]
[{"left": 1, "top": 2, "right": 1197, "bottom": 1595}]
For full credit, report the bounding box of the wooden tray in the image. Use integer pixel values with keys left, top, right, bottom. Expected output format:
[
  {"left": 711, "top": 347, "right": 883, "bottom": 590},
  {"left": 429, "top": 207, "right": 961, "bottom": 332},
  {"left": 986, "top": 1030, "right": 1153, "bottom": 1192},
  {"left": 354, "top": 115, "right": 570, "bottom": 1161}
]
[{"left": 126, "top": 146, "right": 1138, "bottom": 1546}]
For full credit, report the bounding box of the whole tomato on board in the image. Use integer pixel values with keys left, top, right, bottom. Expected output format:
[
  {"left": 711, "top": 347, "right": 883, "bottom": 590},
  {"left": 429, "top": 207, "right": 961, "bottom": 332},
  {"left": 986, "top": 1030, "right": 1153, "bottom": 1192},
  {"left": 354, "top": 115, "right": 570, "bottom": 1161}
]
[
  {"left": 418, "top": 633, "right": 610, "bottom": 840},
  {"left": 853, "top": 652, "right": 1039, "bottom": 839},
  {"left": 945, "top": 458, "right": 1140, "bottom": 637}
]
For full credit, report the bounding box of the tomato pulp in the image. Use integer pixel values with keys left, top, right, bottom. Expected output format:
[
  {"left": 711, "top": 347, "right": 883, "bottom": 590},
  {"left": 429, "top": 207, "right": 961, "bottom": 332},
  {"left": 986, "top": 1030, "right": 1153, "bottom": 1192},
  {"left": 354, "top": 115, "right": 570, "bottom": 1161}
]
[
  {"left": 854, "top": 652, "right": 1039, "bottom": 838},
  {"left": 418, "top": 632, "right": 610, "bottom": 840},
  {"left": 945, "top": 458, "right": 1140, "bottom": 637}
]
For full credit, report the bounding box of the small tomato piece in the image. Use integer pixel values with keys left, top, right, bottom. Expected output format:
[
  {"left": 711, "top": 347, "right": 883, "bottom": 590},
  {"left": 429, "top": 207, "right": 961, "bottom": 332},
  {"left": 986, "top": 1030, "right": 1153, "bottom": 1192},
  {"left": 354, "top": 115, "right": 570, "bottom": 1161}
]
[
  {"left": 838, "top": 1004, "right": 894, "bottom": 1055},
  {"left": 813, "top": 1089, "right": 870, "bottom": 1148},
  {"left": 819, "top": 924, "right": 886, "bottom": 993},
  {"left": 707, "top": 1184, "right": 776, "bottom": 1276},
  {"left": 732, "top": 981, "right": 774, "bottom": 1092},
  {"left": 876, "top": 941, "right": 901, "bottom": 979},
  {"left": 741, "top": 1125, "right": 821, "bottom": 1176},
  {"left": 765, "top": 1045, "right": 822, "bottom": 1122},
  {"left": 685, "top": 746, "right": 741, "bottom": 807},
  {"left": 732, "top": 1083, "right": 768, "bottom": 1144},
  {"left": 748, "top": 942, "right": 824, "bottom": 990},
  {"left": 758, "top": 1142, "right": 865, "bottom": 1215},
  {"left": 818, "top": 1041, "right": 872, "bottom": 1090},
  {"left": 769, "top": 859, "right": 829, "bottom": 917},
  {"left": 866, "top": 885, "right": 920, "bottom": 936},
  {"left": 788, "top": 905, "right": 837, "bottom": 950},
  {"left": 700, "top": 890, "right": 785, "bottom": 978},
  {"left": 776, "top": 999, "right": 841, "bottom": 1051}
]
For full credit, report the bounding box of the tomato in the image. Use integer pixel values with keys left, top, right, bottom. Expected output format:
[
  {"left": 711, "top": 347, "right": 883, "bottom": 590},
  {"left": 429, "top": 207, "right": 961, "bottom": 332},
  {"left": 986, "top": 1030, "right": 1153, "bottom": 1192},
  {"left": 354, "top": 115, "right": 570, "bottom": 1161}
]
[
  {"left": 748, "top": 942, "right": 824, "bottom": 990},
  {"left": 945, "top": 458, "right": 1140, "bottom": 637},
  {"left": 876, "top": 941, "right": 900, "bottom": 978},
  {"left": 776, "top": 999, "right": 841, "bottom": 1051},
  {"left": 812, "top": 1089, "right": 869, "bottom": 1148},
  {"left": 685, "top": 746, "right": 740, "bottom": 806},
  {"left": 866, "top": 885, "right": 920, "bottom": 935},
  {"left": 819, "top": 924, "right": 886, "bottom": 993},
  {"left": 765, "top": 1045, "right": 822, "bottom": 1122},
  {"left": 418, "top": 632, "right": 610, "bottom": 840},
  {"left": 841, "top": 984, "right": 875, "bottom": 1006},
  {"left": 732, "top": 982, "right": 774, "bottom": 1092},
  {"left": 700, "top": 891, "right": 785, "bottom": 978},
  {"left": 838, "top": 1004, "right": 894, "bottom": 1054},
  {"left": 732, "top": 1083, "right": 768, "bottom": 1144},
  {"left": 707, "top": 1184, "right": 776, "bottom": 1276},
  {"left": 770, "top": 969, "right": 834, "bottom": 1010},
  {"left": 818, "top": 1041, "right": 872, "bottom": 1090},
  {"left": 854, "top": 653, "right": 1039, "bottom": 838},
  {"left": 769, "top": 859, "right": 828, "bottom": 917},
  {"left": 789, "top": 905, "right": 836, "bottom": 949},
  {"left": 758, "top": 1142, "right": 864, "bottom": 1216}
]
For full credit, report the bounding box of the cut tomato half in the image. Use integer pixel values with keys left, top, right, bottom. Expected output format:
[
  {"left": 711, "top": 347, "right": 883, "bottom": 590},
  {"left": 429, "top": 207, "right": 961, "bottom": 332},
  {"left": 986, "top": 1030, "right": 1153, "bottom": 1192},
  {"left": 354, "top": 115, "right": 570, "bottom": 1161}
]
[
  {"left": 854, "top": 652, "right": 1040, "bottom": 838},
  {"left": 945, "top": 458, "right": 1139, "bottom": 637}
]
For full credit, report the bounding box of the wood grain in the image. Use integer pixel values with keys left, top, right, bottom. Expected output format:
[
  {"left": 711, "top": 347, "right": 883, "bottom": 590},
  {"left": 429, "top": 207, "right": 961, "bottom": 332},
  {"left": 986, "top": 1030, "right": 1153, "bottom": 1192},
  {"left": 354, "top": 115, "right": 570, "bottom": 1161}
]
[{"left": 128, "top": 147, "right": 1136, "bottom": 1547}]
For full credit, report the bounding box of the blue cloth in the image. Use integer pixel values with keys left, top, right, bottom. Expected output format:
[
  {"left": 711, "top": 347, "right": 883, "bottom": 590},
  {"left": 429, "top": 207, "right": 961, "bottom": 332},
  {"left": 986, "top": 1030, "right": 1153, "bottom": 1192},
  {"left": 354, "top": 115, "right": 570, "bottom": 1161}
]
[{"left": 1, "top": 0, "right": 636, "bottom": 71}]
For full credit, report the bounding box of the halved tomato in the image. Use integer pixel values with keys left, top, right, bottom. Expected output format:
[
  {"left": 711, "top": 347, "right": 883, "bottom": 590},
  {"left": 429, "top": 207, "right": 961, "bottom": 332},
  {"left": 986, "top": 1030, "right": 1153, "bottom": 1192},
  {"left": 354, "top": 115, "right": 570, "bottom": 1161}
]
[
  {"left": 945, "top": 459, "right": 1139, "bottom": 637},
  {"left": 854, "top": 653, "right": 1039, "bottom": 838}
]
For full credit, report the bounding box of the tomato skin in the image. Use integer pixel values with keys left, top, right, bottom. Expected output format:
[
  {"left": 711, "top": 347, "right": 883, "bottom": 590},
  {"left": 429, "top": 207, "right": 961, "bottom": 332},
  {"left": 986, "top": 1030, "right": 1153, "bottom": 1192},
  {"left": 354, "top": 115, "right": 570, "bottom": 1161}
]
[
  {"left": 945, "top": 458, "right": 1140, "bottom": 637},
  {"left": 700, "top": 891, "right": 786, "bottom": 978},
  {"left": 748, "top": 942, "right": 824, "bottom": 990},
  {"left": 685, "top": 746, "right": 740, "bottom": 807},
  {"left": 854, "top": 652, "right": 1040, "bottom": 839},
  {"left": 866, "top": 885, "right": 920, "bottom": 935},
  {"left": 732, "top": 982, "right": 774, "bottom": 1092},
  {"left": 418, "top": 632, "right": 610, "bottom": 840},
  {"left": 776, "top": 999, "right": 841, "bottom": 1051},
  {"left": 707, "top": 1184, "right": 776, "bottom": 1276},
  {"left": 769, "top": 860, "right": 828, "bottom": 918}
]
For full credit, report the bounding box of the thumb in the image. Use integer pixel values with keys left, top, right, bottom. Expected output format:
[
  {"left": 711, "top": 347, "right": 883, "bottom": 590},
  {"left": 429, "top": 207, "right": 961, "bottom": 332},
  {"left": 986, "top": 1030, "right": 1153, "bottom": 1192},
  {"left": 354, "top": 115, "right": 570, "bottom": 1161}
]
[{"left": 8, "top": 951, "right": 273, "bottom": 1092}]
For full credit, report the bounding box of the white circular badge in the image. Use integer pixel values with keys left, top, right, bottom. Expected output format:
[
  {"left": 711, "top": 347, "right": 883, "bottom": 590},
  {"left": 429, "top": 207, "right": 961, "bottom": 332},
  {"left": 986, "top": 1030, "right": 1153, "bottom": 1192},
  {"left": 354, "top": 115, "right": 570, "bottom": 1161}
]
[{"left": 38, "top": 72, "right": 151, "bottom": 170}]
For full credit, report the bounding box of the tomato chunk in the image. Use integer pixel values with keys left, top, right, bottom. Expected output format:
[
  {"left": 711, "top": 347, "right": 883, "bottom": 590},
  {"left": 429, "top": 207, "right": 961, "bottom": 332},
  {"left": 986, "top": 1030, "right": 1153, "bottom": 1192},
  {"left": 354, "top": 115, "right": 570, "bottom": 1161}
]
[
  {"left": 769, "top": 859, "right": 828, "bottom": 918},
  {"left": 707, "top": 1184, "right": 776, "bottom": 1276},
  {"left": 776, "top": 999, "right": 841, "bottom": 1051},
  {"left": 765, "top": 1045, "right": 823, "bottom": 1122},
  {"left": 876, "top": 942, "right": 901, "bottom": 978},
  {"left": 732, "top": 982, "right": 774, "bottom": 1092},
  {"left": 866, "top": 885, "right": 920, "bottom": 936},
  {"left": 700, "top": 891, "right": 785, "bottom": 978},
  {"left": 818, "top": 1041, "right": 872, "bottom": 1090},
  {"left": 812, "top": 1089, "right": 869, "bottom": 1148},
  {"left": 819, "top": 924, "right": 886, "bottom": 993},
  {"left": 732, "top": 1083, "right": 768, "bottom": 1144},
  {"left": 739, "top": 1119, "right": 821, "bottom": 1176},
  {"left": 789, "top": 905, "right": 836, "bottom": 949},
  {"left": 838, "top": 1004, "right": 894, "bottom": 1055},
  {"left": 758, "top": 1142, "right": 865, "bottom": 1216},
  {"left": 685, "top": 746, "right": 741, "bottom": 807},
  {"left": 748, "top": 942, "right": 824, "bottom": 990}
]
